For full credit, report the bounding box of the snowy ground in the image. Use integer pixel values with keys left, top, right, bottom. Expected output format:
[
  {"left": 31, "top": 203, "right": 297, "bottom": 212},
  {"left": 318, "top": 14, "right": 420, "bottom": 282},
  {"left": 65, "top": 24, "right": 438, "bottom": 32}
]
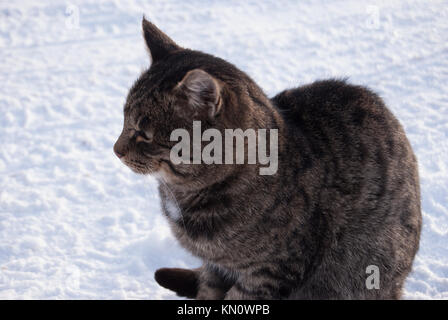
[{"left": 0, "top": 0, "right": 447, "bottom": 299}]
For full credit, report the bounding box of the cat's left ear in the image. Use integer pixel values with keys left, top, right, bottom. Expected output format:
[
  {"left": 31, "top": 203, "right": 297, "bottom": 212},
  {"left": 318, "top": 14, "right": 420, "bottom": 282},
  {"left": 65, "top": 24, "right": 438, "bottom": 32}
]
[
  {"left": 142, "top": 17, "right": 180, "bottom": 62},
  {"left": 175, "top": 69, "right": 222, "bottom": 120}
]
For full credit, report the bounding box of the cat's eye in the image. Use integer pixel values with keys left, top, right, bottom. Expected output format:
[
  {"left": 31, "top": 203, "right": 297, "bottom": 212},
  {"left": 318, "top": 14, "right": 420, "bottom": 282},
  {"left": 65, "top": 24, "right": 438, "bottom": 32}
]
[
  {"left": 128, "top": 128, "right": 150, "bottom": 142},
  {"left": 136, "top": 131, "right": 153, "bottom": 143}
]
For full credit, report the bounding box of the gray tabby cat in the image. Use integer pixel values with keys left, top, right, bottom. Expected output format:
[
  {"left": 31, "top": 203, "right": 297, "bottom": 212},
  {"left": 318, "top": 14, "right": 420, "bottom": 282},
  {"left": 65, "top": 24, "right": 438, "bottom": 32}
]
[{"left": 113, "top": 18, "right": 422, "bottom": 299}]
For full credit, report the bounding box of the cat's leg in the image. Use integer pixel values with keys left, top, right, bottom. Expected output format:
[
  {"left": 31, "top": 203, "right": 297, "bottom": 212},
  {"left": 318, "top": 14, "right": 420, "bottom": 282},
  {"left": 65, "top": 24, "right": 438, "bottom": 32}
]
[
  {"left": 196, "top": 264, "right": 234, "bottom": 300},
  {"left": 224, "top": 277, "right": 283, "bottom": 300}
]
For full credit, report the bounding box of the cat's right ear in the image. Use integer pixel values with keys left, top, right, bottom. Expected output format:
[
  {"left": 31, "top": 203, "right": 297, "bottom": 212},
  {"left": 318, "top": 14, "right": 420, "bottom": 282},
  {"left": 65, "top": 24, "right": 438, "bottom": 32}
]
[{"left": 142, "top": 16, "right": 180, "bottom": 63}]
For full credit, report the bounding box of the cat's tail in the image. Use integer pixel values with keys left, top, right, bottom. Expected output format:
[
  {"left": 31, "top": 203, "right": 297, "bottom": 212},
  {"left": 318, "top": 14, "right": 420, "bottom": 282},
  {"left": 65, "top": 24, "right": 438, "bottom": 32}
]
[{"left": 154, "top": 267, "right": 199, "bottom": 299}]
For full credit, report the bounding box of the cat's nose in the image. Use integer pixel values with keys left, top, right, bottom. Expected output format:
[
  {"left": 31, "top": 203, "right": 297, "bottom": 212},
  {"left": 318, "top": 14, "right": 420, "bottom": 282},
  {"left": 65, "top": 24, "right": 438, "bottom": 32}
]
[
  {"left": 113, "top": 143, "right": 126, "bottom": 159},
  {"left": 114, "top": 149, "right": 125, "bottom": 159}
]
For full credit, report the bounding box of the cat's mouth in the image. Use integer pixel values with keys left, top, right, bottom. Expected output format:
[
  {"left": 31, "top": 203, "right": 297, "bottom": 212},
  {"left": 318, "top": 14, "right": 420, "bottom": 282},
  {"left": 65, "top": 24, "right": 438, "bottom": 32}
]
[
  {"left": 122, "top": 158, "right": 158, "bottom": 175},
  {"left": 119, "top": 150, "right": 188, "bottom": 183},
  {"left": 122, "top": 158, "right": 180, "bottom": 180}
]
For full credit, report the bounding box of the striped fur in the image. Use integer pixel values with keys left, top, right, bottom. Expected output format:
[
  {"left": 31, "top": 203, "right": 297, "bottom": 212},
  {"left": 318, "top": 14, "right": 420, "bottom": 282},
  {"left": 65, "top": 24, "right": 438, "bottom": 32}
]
[{"left": 115, "top": 19, "right": 421, "bottom": 300}]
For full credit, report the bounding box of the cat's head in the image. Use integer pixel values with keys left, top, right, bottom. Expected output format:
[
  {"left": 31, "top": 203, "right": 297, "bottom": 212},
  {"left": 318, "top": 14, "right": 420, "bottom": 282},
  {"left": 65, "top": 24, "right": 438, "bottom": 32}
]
[{"left": 114, "top": 18, "right": 270, "bottom": 186}]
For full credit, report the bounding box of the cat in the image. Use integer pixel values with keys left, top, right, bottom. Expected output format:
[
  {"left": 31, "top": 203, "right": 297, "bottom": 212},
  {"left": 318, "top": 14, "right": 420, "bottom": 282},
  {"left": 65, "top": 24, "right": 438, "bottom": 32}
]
[{"left": 113, "top": 18, "right": 422, "bottom": 299}]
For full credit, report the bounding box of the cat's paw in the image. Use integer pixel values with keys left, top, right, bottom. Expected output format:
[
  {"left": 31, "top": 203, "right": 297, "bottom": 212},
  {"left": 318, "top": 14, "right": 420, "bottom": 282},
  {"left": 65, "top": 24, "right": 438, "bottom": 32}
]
[{"left": 154, "top": 267, "right": 199, "bottom": 299}]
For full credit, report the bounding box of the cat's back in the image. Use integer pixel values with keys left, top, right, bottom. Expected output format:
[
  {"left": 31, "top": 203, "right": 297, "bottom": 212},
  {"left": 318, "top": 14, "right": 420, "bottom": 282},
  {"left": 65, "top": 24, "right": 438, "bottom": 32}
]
[
  {"left": 271, "top": 79, "right": 415, "bottom": 169},
  {"left": 272, "top": 79, "right": 421, "bottom": 299},
  {"left": 271, "top": 79, "right": 420, "bottom": 212},
  {"left": 272, "top": 79, "right": 396, "bottom": 141}
]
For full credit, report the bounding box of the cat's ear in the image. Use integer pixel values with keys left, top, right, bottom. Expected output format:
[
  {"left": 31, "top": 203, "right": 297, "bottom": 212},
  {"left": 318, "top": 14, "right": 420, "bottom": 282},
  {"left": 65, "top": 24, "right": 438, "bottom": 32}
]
[
  {"left": 142, "top": 16, "right": 180, "bottom": 62},
  {"left": 175, "top": 69, "right": 222, "bottom": 120}
]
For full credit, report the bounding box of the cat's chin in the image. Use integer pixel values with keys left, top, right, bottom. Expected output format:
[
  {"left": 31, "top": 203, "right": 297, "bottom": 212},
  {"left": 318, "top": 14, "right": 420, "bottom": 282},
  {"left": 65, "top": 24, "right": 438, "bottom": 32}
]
[
  {"left": 127, "top": 164, "right": 169, "bottom": 178},
  {"left": 120, "top": 158, "right": 158, "bottom": 175},
  {"left": 125, "top": 163, "right": 157, "bottom": 175},
  {"left": 129, "top": 167, "right": 151, "bottom": 175}
]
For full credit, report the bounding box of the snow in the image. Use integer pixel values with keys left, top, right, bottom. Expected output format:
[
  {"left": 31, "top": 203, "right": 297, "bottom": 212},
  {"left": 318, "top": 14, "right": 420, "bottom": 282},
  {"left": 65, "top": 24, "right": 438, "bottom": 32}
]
[{"left": 0, "top": 0, "right": 447, "bottom": 299}]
